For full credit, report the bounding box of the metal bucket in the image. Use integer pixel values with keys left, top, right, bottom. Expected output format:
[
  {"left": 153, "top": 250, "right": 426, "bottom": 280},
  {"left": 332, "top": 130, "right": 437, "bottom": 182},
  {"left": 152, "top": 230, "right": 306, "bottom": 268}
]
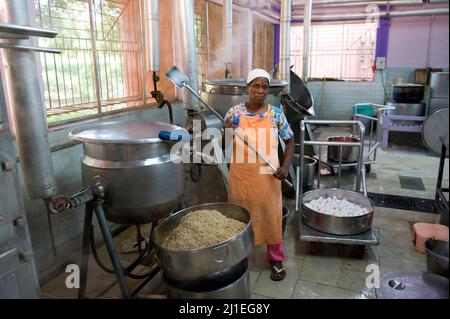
[
  {"left": 165, "top": 262, "right": 250, "bottom": 299},
  {"left": 292, "top": 155, "right": 317, "bottom": 189},
  {"left": 151, "top": 202, "right": 254, "bottom": 282},
  {"left": 327, "top": 136, "right": 360, "bottom": 163},
  {"left": 425, "top": 239, "right": 449, "bottom": 278},
  {"left": 301, "top": 188, "right": 375, "bottom": 235}
]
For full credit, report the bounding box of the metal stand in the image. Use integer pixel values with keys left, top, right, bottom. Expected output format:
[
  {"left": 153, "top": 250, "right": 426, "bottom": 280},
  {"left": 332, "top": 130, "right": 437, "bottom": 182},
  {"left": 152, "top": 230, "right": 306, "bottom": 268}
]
[
  {"left": 296, "top": 119, "right": 366, "bottom": 212},
  {"left": 296, "top": 119, "right": 379, "bottom": 254},
  {"left": 299, "top": 218, "right": 379, "bottom": 256},
  {"left": 78, "top": 202, "right": 131, "bottom": 299},
  {"left": 435, "top": 136, "right": 449, "bottom": 226},
  {"left": 46, "top": 183, "right": 161, "bottom": 299}
]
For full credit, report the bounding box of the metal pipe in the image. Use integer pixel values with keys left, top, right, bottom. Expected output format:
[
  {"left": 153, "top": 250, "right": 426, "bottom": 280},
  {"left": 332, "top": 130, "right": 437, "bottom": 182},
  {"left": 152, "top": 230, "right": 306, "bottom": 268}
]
[
  {"left": 292, "top": 8, "right": 449, "bottom": 21},
  {"left": 144, "top": 0, "right": 160, "bottom": 72},
  {"left": 0, "top": 22, "right": 57, "bottom": 37},
  {"left": 224, "top": 0, "right": 233, "bottom": 78},
  {"left": 173, "top": 0, "right": 198, "bottom": 109},
  {"left": 87, "top": 0, "right": 102, "bottom": 114},
  {"left": 302, "top": 0, "right": 312, "bottom": 82},
  {"left": 0, "top": 43, "right": 61, "bottom": 54},
  {"left": 138, "top": 0, "right": 146, "bottom": 104},
  {"left": 0, "top": 0, "right": 56, "bottom": 199},
  {"left": 279, "top": 0, "right": 291, "bottom": 94},
  {"left": 292, "top": 0, "right": 424, "bottom": 8},
  {"left": 206, "top": 0, "right": 210, "bottom": 77}
]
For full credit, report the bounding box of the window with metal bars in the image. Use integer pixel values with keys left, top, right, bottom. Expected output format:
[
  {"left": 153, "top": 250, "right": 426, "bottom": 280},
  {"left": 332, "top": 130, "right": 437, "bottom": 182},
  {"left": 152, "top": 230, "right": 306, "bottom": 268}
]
[
  {"left": 35, "top": 0, "right": 145, "bottom": 125},
  {"left": 290, "top": 22, "right": 377, "bottom": 81}
]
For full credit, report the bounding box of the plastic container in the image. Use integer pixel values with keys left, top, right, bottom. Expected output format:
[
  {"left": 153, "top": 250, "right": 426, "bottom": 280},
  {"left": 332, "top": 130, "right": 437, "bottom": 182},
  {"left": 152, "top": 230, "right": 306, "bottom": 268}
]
[{"left": 352, "top": 104, "right": 375, "bottom": 133}]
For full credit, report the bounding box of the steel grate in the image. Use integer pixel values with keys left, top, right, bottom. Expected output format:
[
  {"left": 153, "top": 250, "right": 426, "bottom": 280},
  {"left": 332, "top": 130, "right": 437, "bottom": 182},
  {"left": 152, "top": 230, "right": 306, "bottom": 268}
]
[{"left": 367, "top": 192, "right": 446, "bottom": 214}]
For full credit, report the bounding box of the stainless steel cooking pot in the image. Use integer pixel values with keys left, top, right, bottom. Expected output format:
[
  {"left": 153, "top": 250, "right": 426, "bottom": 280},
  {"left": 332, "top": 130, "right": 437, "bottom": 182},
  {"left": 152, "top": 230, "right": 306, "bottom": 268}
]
[
  {"left": 200, "top": 78, "right": 287, "bottom": 117},
  {"left": 151, "top": 202, "right": 254, "bottom": 282},
  {"left": 301, "top": 188, "right": 375, "bottom": 235},
  {"left": 385, "top": 101, "right": 426, "bottom": 125},
  {"left": 165, "top": 260, "right": 250, "bottom": 299},
  {"left": 69, "top": 120, "right": 185, "bottom": 224},
  {"left": 425, "top": 238, "right": 449, "bottom": 278},
  {"left": 392, "top": 84, "right": 424, "bottom": 103},
  {"left": 327, "top": 136, "right": 360, "bottom": 163},
  {"left": 293, "top": 155, "right": 317, "bottom": 188}
]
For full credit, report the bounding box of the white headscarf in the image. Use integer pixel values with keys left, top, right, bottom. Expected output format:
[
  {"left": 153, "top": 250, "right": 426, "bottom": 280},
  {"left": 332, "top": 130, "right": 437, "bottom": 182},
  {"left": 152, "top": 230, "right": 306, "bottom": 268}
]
[{"left": 246, "top": 68, "right": 271, "bottom": 84}]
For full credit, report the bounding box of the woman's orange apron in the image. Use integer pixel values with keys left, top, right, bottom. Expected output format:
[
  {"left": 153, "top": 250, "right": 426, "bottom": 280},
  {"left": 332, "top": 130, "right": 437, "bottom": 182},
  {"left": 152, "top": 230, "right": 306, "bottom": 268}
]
[{"left": 227, "top": 106, "right": 283, "bottom": 245}]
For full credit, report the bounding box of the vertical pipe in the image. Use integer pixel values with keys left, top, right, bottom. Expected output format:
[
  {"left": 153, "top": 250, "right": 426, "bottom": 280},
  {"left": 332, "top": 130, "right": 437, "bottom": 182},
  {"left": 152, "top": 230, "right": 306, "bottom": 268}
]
[
  {"left": 223, "top": 0, "right": 233, "bottom": 78},
  {"left": 302, "top": 0, "right": 312, "bottom": 82},
  {"left": 206, "top": 0, "right": 210, "bottom": 77},
  {"left": 273, "top": 23, "right": 280, "bottom": 71},
  {"left": 0, "top": 0, "right": 56, "bottom": 198},
  {"left": 138, "top": 0, "right": 146, "bottom": 104},
  {"left": 88, "top": 0, "right": 102, "bottom": 113},
  {"left": 173, "top": 0, "right": 198, "bottom": 109},
  {"left": 144, "top": 0, "right": 160, "bottom": 72},
  {"left": 279, "top": 0, "right": 291, "bottom": 94}
]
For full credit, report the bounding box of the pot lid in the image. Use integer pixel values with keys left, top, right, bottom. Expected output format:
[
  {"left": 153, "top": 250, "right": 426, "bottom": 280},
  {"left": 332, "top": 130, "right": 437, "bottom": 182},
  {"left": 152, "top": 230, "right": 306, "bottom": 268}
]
[
  {"left": 69, "top": 120, "right": 186, "bottom": 144},
  {"left": 422, "top": 108, "right": 449, "bottom": 156},
  {"left": 377, "top": 271, "right": 449, "bottom": 299}
]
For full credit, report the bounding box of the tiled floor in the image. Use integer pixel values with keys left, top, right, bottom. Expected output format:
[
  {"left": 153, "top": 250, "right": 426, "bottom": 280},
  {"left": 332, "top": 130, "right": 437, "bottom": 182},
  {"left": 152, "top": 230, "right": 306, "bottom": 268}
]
[{"left": 40, "top": 127, "right": 448, "bottom": 299}]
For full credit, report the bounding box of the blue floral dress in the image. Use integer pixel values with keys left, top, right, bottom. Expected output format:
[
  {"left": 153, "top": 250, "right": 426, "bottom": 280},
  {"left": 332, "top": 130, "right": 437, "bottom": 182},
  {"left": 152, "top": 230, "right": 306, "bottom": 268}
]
[{"left": 224, "top": 103, "right": 294, "bottom": 141}]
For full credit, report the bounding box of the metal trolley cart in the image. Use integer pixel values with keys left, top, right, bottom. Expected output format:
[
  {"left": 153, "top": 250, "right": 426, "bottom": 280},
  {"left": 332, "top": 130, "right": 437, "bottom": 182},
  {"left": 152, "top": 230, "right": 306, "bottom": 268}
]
[{"left": 296, "top": 120, "right": 379, "bottom": 256}]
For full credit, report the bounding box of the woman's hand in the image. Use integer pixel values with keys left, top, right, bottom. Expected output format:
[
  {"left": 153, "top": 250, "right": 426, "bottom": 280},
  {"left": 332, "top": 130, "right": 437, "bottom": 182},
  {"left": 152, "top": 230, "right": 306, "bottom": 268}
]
[{"left": 273, "top": 166, "right": 289, "bottom": 180}]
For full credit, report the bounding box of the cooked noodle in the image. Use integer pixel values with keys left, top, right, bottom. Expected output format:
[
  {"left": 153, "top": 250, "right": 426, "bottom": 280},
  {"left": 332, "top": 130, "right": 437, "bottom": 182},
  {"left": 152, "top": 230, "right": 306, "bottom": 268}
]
[{"left": 162, "top": 209, "right": 247, "bottom": 250}]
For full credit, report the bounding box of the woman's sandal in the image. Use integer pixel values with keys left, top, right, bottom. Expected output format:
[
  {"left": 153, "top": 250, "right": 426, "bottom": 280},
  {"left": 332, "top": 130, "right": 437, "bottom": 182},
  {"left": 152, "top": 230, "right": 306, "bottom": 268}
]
[{"left": 270, "top": 262, "right": 286, "bottom": 281}]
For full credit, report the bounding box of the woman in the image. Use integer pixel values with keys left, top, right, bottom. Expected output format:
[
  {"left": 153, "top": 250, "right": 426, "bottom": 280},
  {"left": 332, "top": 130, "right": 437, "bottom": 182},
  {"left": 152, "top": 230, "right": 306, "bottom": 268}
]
[{"left": 224, "top": 69, "right": 295, "bottom": 281}]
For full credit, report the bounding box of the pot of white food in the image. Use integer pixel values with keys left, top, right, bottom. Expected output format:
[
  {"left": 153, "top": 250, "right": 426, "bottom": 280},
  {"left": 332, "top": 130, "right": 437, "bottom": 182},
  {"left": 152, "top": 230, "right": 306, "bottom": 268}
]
[{"left": 301, "top": 188, "right": 375, "bottom": 235}]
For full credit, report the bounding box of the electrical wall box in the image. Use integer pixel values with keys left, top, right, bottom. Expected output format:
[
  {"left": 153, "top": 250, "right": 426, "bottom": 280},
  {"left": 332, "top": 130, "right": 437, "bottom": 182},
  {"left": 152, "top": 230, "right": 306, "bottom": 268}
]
[{"left": 376, "top": 57, "right": 386, "bottom": 70}]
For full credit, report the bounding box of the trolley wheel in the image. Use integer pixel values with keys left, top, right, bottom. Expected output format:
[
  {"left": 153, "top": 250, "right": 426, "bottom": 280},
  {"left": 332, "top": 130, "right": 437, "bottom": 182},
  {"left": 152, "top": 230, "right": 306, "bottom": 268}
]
[
  {"left": 309, "top": 242, "right": 318, "bottom": 255},
  {"left": 190, "top": 164, "right": 201, "bottom": 183},
  {"left": 365, "top": 164, "right": 371, "bottom": 173},
  {"left": 351, "top": 245, "right": 366, "bottom": 258}
]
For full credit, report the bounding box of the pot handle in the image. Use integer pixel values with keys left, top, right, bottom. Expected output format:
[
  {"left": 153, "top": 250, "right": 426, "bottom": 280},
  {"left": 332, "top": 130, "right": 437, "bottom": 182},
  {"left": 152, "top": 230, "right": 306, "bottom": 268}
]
[{"left": 213, "top": 244, "right": 229, "bottom": 263}]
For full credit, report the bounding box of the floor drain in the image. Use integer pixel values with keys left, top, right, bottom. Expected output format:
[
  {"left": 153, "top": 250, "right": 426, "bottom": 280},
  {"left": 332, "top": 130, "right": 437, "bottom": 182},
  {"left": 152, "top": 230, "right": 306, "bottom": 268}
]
[
  {"left": 388, "top": 279, "right": 406, "bottom": 290},
  {"left": 367, "top": 192, "right": 444, "bottom": 214}
]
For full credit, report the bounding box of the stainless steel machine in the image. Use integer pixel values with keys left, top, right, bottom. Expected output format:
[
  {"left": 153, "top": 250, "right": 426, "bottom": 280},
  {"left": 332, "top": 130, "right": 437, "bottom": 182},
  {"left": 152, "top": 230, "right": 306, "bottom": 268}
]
[
  {"left": 48, "top": 120, "right": 188, "bottom": 299},
  {"left": 0, "top": 7, "right": 62, "bottom": 298},
  {"left": 0, "top": 60, "right": 40, "bottom": 299}
]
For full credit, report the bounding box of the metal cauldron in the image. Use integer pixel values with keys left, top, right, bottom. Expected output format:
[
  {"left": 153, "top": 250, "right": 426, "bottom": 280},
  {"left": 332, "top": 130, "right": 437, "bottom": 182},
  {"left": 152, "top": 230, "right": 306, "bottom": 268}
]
[
  {"left": 327, "top": 136, "right": 360, "bottom": 163},
  {"left": 151, "top": 202, "right": 254, "bottom": 283},
  {"left": 301, "top": 188, "right": 375, "bottom": 235},
  {"left": 164, "top": 259, "right": 250, "bottom": 299},
  {"left": 69, "top": 120, "right": 185, "bottom": 225},
  {"left": 425, "top": 238, "right": 449, "bottom": 278},
  {"left": 392, "top": 84, "right": 425, "bottom": 103},
  {"left": 200, "top": 78, "right": 287, "bottom": 117}
]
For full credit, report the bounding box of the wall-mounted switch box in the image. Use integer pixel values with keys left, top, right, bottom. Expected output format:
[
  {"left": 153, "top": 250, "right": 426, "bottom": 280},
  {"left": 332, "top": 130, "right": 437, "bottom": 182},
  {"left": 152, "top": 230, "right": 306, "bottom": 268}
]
[{"left": 376, "top": 57, "right": 386, "bottom": 70}]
